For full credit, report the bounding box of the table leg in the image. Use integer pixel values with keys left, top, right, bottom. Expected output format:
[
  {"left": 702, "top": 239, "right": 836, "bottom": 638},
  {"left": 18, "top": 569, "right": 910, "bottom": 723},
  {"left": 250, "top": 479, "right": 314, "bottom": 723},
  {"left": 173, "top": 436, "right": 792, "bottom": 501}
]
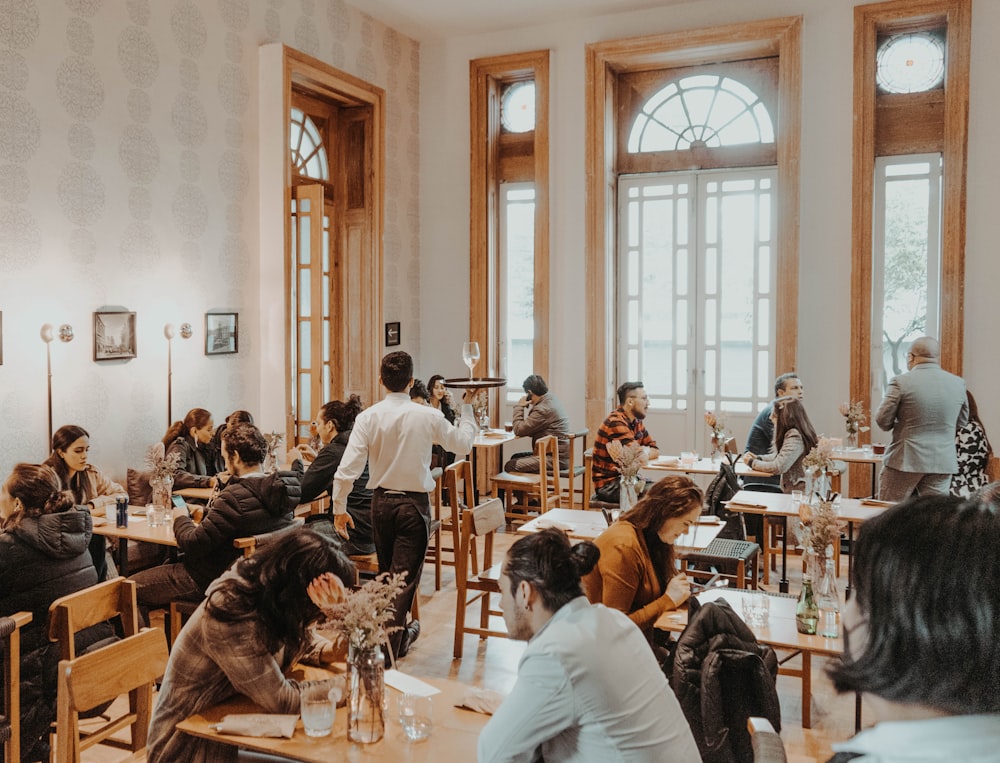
[
  {"left": 855, "top": 692, "right": 863, "bottom": 732},
  {"left": 117, "top": 537, "right": 129, "bottom": 577},
  {"left": 801, "top": 651, "right": 812, "bottom": 729},
  {"left": 779, "top": 515, "right": 789, "bottom": 593},
  {"left": 845, "top": 523, "right": 854, "bottom": 600}
]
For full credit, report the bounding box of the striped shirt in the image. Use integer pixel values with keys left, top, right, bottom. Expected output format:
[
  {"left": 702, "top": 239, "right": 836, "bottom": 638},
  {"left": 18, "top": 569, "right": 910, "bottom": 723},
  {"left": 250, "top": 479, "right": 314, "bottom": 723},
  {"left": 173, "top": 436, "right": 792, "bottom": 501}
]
[{"left": 591, "top": 408, "right": 657, "bottom": 489}]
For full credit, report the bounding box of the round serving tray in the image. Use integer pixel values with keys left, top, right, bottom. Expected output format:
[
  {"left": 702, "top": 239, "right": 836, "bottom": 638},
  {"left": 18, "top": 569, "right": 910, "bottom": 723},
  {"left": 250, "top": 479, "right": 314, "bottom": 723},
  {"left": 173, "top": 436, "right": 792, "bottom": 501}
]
[{"left": 442, "top": 377, "right": 507, "bottom": 389}]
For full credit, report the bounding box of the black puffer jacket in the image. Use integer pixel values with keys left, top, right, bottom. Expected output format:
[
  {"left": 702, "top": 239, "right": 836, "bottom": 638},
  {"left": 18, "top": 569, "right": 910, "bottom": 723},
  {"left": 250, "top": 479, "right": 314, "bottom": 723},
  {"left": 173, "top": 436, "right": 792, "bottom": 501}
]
[
  {"left": 166, "top": 434, "right": 216, "bottom": 489},
  {"left": 671, "top": 598, "right": 781, "bottom": 763},
  {"left": 173, "top": 466, "right": 302, "bottom": 589},
  {"left": 0, "top": 507, "right": 113, "bottom": 763}
]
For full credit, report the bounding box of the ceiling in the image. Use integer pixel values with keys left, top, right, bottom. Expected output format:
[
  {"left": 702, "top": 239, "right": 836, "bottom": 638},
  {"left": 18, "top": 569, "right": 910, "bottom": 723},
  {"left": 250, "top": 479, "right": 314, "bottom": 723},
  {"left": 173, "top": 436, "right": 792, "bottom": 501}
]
[{"left": 356, "top": 0, "right": 695, "bottom": 41}]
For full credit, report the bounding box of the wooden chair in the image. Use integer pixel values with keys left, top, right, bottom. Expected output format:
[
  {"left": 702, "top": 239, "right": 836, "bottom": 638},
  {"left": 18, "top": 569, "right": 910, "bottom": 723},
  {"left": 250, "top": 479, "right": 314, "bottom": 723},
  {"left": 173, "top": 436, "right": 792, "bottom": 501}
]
[
  {"left": 561, "top": 429, "right": 589, "bottom": 508},
  {"left": 747, "top": 717, "right": 787, "bottom": 763},
  {"left": 679, "top": 538, "right": 760, "bottom": 590},
  {"left": 582, "top": 449, "right": 619, "bottom": 512},
  {"left": 427, "top": 460, "right": 476, "bottom": 585},
  {"left": 453, "top": 497, "right": 507, "bottom": 658},
  {"left": 48, "top": 578, "right": 169, "bottom": 762},
  {"left": 54, "top": 628, "right": 168, "bottom": 763},
  {"left": 1, "top": 611, "right": 31, "bottom": 763},
  {"left": 490, "top": 435, "right": 562, "bottom": 524},
  {"left": 420, "top": 468, "right": 445, "bottom": 590}
]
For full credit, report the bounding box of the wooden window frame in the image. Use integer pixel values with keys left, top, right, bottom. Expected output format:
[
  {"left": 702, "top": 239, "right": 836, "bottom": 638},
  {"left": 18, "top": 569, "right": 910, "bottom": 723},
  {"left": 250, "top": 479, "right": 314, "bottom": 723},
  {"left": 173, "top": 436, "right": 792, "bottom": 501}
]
[
  {"left": 850, "top": 0, "right": 970, "bottom": 423},
  {"left": 470, "top": 51, "right": 550, "bottom": 404},
  {"left": 584, "top": 18, "right": 802, "bottom": 434}
]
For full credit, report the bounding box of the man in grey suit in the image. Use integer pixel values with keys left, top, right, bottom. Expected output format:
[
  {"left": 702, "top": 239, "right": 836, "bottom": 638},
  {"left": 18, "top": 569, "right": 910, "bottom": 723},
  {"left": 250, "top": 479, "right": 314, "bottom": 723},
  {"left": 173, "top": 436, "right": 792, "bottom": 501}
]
[
  {"left": 503, "top": 374, "right": 571, "bottom": 473},
  {"left": 876, "top": 336, "right": 968, "bottom": 502}
]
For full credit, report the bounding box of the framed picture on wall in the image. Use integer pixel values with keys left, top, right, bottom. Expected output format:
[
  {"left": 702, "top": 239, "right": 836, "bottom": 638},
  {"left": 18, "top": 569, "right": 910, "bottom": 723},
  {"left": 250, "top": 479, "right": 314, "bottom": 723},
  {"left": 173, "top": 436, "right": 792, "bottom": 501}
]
[
  {"left": 205, "top": 312, "right": 239, "bottom": 355},
  {"left": 93, "top": 311, "right": 137, "bottom": 361}
]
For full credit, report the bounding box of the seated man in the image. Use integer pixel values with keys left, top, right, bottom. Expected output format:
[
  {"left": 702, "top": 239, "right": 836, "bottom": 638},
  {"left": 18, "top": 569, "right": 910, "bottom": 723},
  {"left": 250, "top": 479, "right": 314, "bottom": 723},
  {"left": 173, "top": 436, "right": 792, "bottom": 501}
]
[
  {"left": 478, "top": 528, "right": 700, "bottom": 763},
  {"left": 590, "top": 381, "right": 659, "bottom": 503},
  {"left": 745, "top": 372, "right": 803, "bottom": 457},
  {"left": 132, "top": 423, "right": 301, "bottom": 612},
  {"left": 826, "top": 492, "right": 1000, "bottom": 761},
  {"left": 503, "top": 374, "right": 571, "bottom": 474}
]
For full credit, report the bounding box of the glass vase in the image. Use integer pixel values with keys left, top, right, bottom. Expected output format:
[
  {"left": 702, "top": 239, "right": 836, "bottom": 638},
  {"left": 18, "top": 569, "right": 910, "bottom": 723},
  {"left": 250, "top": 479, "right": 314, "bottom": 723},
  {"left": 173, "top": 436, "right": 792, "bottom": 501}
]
[
  {"left": 619, "top": 474, "right": 639, "bottom": 512},
  {"left": 149, "top": 474, "right": 174, "bottom": 509},
  {"left": 348, "top": 644, "right": 385, "bottom": 744},
  {"left": 845, "top": 429, "right": 858, "bottom": 449},
  {"left": 710, "top": 433, "right": 724, "bottom": 462},
  {"left": 808, "top": 468, "right": 830, "bottom": 501}
]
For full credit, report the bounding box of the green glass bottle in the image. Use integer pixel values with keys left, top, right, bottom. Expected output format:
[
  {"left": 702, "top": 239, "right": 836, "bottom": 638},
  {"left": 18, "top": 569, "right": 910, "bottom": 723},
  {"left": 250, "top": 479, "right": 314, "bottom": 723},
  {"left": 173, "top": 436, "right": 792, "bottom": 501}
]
[{"left": 796, "top": 575, "right": 818, "bottom": 635}]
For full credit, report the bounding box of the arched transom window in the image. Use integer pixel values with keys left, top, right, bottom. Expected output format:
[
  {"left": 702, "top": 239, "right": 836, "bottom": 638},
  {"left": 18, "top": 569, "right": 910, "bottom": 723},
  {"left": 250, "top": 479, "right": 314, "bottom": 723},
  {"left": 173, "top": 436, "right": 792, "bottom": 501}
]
[
  {"left": 290, "top": 108, "right": 329, "bottom": 181},
  {"left": 628, "top": 74, "right": 775, "bottom": 153}
]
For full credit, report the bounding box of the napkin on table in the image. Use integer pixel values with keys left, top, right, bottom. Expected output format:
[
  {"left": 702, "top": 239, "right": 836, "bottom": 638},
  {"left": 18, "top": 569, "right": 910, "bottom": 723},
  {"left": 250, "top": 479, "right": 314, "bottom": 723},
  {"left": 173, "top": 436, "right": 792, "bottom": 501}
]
[
  {"left": 214, "top": 714, "right": 299, "bottom": 738},
  {"left": 456, "top": 687, "right": 505, "bottom": 715}
]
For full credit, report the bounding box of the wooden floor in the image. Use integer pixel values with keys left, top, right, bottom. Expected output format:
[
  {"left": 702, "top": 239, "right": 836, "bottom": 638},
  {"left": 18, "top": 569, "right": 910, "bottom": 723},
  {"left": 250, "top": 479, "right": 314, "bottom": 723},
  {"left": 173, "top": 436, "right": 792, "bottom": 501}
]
[{"left": 84, "top": 524, "right": 865, "bottom": 762}]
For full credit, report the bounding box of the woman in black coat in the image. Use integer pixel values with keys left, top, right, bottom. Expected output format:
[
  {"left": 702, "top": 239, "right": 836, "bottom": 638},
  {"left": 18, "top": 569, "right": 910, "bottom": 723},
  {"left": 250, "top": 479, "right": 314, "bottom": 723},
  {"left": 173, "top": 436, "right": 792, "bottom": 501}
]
[{"left": 0, "top": 463, "right": 112, "bottom": 763}]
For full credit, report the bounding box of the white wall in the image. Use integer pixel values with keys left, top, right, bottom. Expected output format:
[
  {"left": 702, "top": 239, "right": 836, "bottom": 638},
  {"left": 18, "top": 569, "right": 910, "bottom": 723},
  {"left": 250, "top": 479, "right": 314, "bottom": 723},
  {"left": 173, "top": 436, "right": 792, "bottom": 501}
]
[
  {"left": 419, "top": 0, "right": 1000, "bottom": 450},
  {"left": 0, "top": 0, "right": 420, "bottom": 479}
]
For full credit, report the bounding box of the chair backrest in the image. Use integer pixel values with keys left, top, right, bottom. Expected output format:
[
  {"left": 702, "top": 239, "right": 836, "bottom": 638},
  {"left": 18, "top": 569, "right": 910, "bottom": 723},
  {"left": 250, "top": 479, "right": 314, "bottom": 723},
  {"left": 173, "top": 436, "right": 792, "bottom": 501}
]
[
  {"left": 48, "top": 578, "right": 139, "bottom": 661},
  {"left": 705, "top": 458, "right": 745, "bottom": 540},
  {"left": 747, "top": 717, "right": 787, "bottom": 763},
  {"left": 233, "top": 517, "right": 305, "bottom": 557},
  {"left": 563, "top": 429, "right": 589, "bottom": 507},
  {"left": 1, "top": 611, "right": 32, "bottom": 763},
  {"left": 457, "top": 497, "right": 506, "bottom": 583},
  {"left": 535, "top": 435, "right": 562, "bottom": 512},
  {"left": 54, "top": 627, "right": 169, "bottom": 763}
]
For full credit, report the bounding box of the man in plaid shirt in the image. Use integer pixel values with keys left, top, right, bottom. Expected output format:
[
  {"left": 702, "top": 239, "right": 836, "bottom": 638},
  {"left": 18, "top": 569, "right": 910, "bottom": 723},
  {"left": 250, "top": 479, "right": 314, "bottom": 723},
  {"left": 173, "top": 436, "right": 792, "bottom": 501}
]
[{"left": 591, "top": 382, "right": 659, "bottom": 503}]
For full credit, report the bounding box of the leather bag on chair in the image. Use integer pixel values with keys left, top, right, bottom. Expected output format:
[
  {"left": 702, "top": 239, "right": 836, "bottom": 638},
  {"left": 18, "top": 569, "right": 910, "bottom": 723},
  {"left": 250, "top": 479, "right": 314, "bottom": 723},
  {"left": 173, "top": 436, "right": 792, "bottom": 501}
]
[
  {"left": 704, "top": 455, "right": 746, "bottom": 540},
  {"left": 671, "top": 597, "right": 781, "bottom": 763}
]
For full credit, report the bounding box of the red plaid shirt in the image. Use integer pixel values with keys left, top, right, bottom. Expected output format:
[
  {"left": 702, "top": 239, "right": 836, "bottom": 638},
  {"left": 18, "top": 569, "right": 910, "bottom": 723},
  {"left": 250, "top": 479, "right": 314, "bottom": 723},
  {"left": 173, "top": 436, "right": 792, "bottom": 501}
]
[{"left": 591, "top": 408, "right": 657, "bottom": 489}]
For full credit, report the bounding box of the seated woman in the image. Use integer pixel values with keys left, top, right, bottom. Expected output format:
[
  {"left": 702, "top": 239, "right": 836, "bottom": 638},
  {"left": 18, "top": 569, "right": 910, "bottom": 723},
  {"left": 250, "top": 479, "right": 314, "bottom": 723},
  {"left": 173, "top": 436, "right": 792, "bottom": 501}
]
[
  {"left": 43, "top": 424, "right": 127, "bottom": 580},
  {"left": 951, "top": 390, "right": 992, "bottom": 498},
  {"left": 428, "top": 374, "right": 456, "bottom": 469},
  {"left": 0, "top": 463, "right": 113, "bottom": 763},
  {"left": 742, "top": 396, "right": 818, "bottom": 493},
  {"left": 298, "top": 396, "right": 375, "bottom": 555},
  {"left": 583, "top": 475, "right": 701, "bottom": 641},
  {"left": 147, "top": 528, "right": 355, "bottom": 763},
  {"left": 132, "top": 423, "right": 301, "bottom": 613},
  {"left": 163, "top": 407, "right": 219, "bottom": 490},
  {"left": 826, "top": 494, "right": 1000, "bottom": 761},
  {"left": 409, "top": 378, "right": 431, "bottom": 405},
  {"left": 209, "top": 409, "right": 255, "bottom": 474}
]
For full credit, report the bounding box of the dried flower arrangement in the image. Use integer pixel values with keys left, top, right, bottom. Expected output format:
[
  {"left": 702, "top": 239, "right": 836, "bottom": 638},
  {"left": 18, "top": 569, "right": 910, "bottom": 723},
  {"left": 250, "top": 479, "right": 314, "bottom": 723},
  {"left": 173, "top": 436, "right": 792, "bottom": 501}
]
[
  {"left": 802, "top": 437, "right": 836, "bottom": 475},
  {"left": 145, "top": 443, "right": 183, "bottom": 482},
  {"left": 324, "top": 571, "right": 407, "bottom": 652},
  {"left": 838, "top": 401, "right": 870, "bottom": 438},
  {"left": 607, "top": 439, "right": 649, "bottom": 478}
]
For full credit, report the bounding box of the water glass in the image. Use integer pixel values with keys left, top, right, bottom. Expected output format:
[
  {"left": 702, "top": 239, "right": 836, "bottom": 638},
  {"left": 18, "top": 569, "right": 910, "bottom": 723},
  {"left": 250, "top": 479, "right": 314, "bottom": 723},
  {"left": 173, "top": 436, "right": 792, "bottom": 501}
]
[
  {"left": 741, "top": 591, "right": 770, "bottom": 628},
  {"left": 398, "top": 693, "right": 433, "bottom": 742},
  {"left": 680, "top": 451, "right": 698, "bottom": 466},
  {"left": 300, "top": 684, "right": 336, "bottom": 738},
  {"left": 146, "top": 505, "right": 166, "bottom": 528}
]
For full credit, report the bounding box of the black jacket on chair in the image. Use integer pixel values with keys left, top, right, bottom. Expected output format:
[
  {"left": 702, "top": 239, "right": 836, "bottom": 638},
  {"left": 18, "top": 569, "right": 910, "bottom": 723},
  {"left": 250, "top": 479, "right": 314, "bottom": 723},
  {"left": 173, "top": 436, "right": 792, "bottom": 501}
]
[{"left": 671, "top": 598, "right": 782, "bottom": 763}]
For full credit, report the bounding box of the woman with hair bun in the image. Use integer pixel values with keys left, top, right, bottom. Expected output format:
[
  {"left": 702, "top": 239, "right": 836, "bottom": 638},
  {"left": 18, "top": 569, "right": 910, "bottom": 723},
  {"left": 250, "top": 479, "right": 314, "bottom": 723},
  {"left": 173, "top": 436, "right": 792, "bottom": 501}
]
[
  {"left": 479, "top": 528, "right": 700, "bottom": 763},
  {"left": 0, "top": 463, "right": 113, "bottom": 763},
  {"left": 162, "top": 407, "right": 218, "bottom": 489},
  {"left": 297, "top": 395, "right": 375, "bottom": 555}
]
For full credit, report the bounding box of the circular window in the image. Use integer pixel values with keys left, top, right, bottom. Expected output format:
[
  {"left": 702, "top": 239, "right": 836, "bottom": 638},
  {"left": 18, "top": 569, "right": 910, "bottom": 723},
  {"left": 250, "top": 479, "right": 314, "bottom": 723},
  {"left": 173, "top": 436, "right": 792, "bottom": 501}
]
[
  {"left": 501, "top": 81, "right": 535, "bottom": 133},
  {"left": 876, "top": 32, "right": 945, "bottom": 94}
]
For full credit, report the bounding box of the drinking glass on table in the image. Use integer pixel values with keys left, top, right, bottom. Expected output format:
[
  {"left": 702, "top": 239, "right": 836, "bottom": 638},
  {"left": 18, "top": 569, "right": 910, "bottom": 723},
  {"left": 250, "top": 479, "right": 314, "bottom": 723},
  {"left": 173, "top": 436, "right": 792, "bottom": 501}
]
[
  {"left": 300, "top": 683, "right": 337, "bottom": 737},
  {"left": 462, "top": 341, "right": 480, "bottom": 380},
  {"left": 741, "top": 591, "right": 771, "bottom": 628},
  {"left": 398, "top": 693, "right": 433, "bottom": 741}
]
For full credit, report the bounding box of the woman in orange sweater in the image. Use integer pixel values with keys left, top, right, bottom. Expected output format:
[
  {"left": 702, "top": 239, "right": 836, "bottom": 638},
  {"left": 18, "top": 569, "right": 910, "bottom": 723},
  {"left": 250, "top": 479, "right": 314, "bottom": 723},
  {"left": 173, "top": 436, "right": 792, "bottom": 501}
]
[{"left": 583, "top": 475, "right": 703, "bottom": 641}]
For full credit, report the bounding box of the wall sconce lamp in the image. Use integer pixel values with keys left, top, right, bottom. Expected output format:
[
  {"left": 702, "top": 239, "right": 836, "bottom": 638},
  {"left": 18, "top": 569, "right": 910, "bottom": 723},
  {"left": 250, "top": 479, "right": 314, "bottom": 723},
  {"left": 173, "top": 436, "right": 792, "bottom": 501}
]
[
  {"left": 41, "top": 323, "right": 74, "bottom": 446},
  {"left": 165, "top": 322, "right": 193, "bottom": 426}
]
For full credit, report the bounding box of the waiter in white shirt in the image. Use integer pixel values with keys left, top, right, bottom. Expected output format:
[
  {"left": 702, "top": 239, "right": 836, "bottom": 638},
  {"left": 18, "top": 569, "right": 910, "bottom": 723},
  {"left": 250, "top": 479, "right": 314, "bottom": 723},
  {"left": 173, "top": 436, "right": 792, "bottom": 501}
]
[{"left": 331, "top": 351, "right": 478, "bottom": 660}]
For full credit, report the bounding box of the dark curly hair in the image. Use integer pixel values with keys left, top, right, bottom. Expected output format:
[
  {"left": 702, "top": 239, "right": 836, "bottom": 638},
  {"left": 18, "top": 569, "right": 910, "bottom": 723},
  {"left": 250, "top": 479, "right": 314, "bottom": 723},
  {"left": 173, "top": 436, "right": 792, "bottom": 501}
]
[
  {"left": 206, "top": 528, "right": 356, "bottom": 657},
  {"left": 380, "top": 351, "right": 413, "bottom": 393},
  {"left": 221, "top": 423, "right": 268, "bottom": 466},
  {"left": 504, "top": 528, "right": 600, "bottom": 612},
  {"left": 319, "top": 395, "right": 364, "bottom": 433}
]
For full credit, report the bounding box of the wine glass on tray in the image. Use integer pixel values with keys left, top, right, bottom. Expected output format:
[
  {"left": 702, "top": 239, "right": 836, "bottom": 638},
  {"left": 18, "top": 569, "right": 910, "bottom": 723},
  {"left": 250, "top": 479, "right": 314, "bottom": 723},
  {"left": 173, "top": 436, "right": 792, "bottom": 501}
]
[{"left": 462, "top": 342, "right": 480, "bottom": 380}]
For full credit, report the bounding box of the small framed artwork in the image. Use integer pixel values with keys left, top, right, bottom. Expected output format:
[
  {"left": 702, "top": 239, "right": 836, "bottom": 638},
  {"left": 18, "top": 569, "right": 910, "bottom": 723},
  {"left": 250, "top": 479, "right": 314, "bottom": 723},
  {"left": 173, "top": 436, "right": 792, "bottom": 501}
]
[
  {"left": 205, "top": 312, "right": 239, "bottom": 355},
  {"left": 93, "top": 311, "right": 137, "bottom": 361},
  {"left": 385, "top": 321, "right": 401, "bottom": 347}
]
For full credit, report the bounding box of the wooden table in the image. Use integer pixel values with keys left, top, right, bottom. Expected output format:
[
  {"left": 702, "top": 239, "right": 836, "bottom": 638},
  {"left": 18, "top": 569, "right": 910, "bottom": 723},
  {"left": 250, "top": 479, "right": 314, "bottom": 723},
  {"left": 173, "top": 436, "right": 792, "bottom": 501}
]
[
  {"left": 831, "top": 448, "right": 884, "bottom": 498},
  {"left": 644, "top": 457, "right": 770, "bottom": 479},
  {"left": 655, "top": 587, "right": 842, "bottom": 729},
  {"left": 725, "top": 491, "right": 887, "bottom": 594},
  {"left": 173, "top": 486, "right": 215, "bottom": 503},
  {"left": 516, "top": 508, "right": 725, "bottom": 552},
  {"left": 472, "top": 430, "right": 519, "bottom": 498},
  {"left": 177, "top": 675, "right": 489, "bottom": 762},
  {"left": 92, "top": 513, "right": 177, "bottom": 576}
]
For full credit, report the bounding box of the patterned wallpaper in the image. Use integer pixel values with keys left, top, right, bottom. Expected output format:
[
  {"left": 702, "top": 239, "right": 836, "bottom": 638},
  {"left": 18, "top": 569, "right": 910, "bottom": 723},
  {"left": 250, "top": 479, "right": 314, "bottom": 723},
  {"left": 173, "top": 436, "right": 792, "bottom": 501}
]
[{"left": 0, "top": 0, "right": 420, "bottom": 478}]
